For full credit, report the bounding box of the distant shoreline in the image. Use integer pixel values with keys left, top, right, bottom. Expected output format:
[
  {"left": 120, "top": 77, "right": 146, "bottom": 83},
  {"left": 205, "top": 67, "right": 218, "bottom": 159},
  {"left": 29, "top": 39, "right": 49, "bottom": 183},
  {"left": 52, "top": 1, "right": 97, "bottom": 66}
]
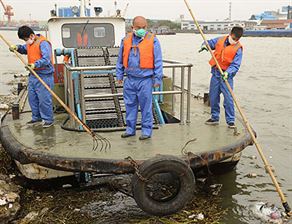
[
  {"left": 177, "top": 29, "right": 292, "bottom": 37},
  {"left": 0, "top": 27, "right": 46, "bottom": 32},
  {"left": 1, "top": 27, "right": 291, "bottom": 37}
]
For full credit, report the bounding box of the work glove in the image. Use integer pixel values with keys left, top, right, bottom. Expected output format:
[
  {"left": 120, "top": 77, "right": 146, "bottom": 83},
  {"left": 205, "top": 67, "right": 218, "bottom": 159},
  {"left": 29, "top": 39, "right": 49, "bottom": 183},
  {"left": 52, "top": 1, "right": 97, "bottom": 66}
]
[
  {"left": 117, "top": 79, "right": 123, "bottom": 85},
  {"left": 221, "top": 71, "right": 228, "bottom": 81},
  {"left": 9, "top": 45, "right": 18, "bottom": 52},
  {"left": 198, "top": 44, "right": 208, "bottom": 53},
  {"left": 25, "top": 63, "right": 36, "bottom": 71}
]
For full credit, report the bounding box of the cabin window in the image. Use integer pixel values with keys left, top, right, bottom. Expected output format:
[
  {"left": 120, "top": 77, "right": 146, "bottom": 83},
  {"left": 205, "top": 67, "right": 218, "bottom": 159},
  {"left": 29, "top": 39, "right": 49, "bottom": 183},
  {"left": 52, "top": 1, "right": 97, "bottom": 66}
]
[
  {"left": 94, "top": 27, "right": 106, "bottom": 38},
  {"left": 61, "top": 23, "right": 115, "bottom": 48},
  {"left": 62, "top": 27, "right": 71, "bottom": 38}
]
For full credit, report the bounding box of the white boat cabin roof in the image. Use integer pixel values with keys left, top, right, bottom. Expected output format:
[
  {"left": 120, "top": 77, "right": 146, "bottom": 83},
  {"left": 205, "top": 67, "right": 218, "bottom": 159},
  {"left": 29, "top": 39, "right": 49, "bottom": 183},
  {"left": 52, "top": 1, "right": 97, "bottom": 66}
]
[{"left": 47, "top": 17, "right": 126, "bottom": 50}]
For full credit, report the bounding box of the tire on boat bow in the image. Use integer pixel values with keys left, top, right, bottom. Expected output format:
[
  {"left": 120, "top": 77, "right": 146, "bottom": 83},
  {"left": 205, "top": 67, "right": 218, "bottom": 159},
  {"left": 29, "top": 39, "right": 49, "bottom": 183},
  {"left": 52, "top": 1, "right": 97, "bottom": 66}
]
[{"left": 131, "top": 155, "right": 195, "bottom": 216}]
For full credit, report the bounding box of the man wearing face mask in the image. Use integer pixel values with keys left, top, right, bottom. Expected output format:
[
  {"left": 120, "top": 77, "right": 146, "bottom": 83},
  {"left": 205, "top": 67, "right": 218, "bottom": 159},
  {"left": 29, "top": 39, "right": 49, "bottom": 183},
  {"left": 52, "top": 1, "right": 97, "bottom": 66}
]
[
  {"left": 199, "top": 26, "right": 243, "bottom": 129},
  {"left": 116, "top": 16, "right": 163, "bottom": 140},
  {"left": 9, "top": 26, "right": 55, "bottom": 128}
]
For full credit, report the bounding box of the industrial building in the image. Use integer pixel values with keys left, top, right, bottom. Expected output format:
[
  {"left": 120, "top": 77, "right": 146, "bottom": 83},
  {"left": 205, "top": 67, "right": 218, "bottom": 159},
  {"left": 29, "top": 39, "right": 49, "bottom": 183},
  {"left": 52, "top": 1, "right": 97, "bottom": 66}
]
[
  {"left": 181, "top": 20, "right": 245, "bottom": 31},
  {"left": 252, "top": 6, "right": 292, "bottom": 20}
]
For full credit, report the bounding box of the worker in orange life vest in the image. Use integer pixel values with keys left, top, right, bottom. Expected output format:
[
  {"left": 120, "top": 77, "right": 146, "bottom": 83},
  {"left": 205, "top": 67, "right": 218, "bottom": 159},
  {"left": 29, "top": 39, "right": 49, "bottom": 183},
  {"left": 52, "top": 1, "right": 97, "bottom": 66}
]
[
  {"left": 9, "top": 26, "right": 55, "bottom": 128},
  {"left": 199, "top": 26, "right": 244, "bottom": 128},
  {"left": 116, "top": 16, "right": 163, "bottom": 140}
]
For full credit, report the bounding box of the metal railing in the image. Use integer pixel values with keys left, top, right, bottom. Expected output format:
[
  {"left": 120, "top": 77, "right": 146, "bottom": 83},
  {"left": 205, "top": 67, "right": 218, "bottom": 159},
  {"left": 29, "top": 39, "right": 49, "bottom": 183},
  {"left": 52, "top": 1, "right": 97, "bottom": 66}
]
[{"left": 64, "top": 59, "right": 193, "bottom": 125}]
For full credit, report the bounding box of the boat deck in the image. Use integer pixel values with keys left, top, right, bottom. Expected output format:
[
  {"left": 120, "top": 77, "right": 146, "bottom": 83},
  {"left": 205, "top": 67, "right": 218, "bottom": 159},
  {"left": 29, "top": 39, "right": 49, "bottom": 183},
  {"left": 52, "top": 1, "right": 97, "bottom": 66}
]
[{"left": 1, "top": 97, "right": 251, "bottom": 163}]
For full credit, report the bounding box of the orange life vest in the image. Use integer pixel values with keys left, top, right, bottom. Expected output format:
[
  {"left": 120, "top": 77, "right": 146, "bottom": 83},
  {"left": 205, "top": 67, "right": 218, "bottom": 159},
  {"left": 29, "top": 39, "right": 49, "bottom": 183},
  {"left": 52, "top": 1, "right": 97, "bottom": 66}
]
[
  {"left": 63, "top": 55, "right": 70, "bottom": 63},
  {"left": 209, "top": 36, "right": 242, "bottom": 71},
  {"left": 77, "top": 32, "right": 88, "bottom": 47},
  {"left": 27, "top": 35, "right": 53, "bottom": 70},
  {"left": 123, "top": 32, "right": 155, "bottom": 69}
]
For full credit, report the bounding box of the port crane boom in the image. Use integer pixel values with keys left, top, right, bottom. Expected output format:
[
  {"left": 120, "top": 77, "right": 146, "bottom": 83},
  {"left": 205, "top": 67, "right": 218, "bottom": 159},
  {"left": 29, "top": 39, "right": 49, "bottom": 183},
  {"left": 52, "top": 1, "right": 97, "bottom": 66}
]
[{"left": 0, "top": 0, "right": 14, "bottom": 25}]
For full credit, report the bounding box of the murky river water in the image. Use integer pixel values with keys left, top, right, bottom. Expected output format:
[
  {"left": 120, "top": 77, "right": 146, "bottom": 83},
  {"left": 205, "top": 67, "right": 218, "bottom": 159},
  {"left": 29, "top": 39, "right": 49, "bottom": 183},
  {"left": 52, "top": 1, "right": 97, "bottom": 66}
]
[{"left": 0, "top": 31, "right": 291, "bottom": 223}]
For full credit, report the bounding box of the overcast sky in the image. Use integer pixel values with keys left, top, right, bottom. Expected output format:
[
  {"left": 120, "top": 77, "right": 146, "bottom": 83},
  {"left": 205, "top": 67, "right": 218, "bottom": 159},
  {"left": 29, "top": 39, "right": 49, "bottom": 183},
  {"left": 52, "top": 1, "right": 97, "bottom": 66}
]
[{"left": 3, "top": 0, "right": 292, "bottom": 21}]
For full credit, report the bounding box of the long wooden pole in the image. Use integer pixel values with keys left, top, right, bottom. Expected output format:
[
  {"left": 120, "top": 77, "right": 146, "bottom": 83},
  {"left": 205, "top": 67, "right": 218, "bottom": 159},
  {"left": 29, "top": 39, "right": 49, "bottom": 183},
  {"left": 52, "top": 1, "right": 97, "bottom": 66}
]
[
  {"left": 183, "top": 0, "right": 291, "bottom": 215},
  {"left": 0, "top": 34, "right": 97, "bottom": 140}
]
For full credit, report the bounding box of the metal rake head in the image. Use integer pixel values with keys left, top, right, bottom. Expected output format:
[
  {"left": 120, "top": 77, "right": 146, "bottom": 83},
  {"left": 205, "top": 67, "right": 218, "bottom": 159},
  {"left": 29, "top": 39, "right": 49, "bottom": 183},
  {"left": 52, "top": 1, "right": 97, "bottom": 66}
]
[{"left": 92, "top": 133, "right": 111, "bottom": 152}]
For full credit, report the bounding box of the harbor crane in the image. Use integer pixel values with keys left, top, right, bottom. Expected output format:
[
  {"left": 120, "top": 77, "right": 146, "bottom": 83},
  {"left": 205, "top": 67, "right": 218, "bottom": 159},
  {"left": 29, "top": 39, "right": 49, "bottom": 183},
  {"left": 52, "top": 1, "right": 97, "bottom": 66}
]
[
  {"left": 113, "top": 0, "right": 129, "bottom": 18},
  {"left": 122, "top": 3, "right": 129, "bottom": 17},
  {"left": 0, "top": 0, "right": 14, "bottom": 25}
]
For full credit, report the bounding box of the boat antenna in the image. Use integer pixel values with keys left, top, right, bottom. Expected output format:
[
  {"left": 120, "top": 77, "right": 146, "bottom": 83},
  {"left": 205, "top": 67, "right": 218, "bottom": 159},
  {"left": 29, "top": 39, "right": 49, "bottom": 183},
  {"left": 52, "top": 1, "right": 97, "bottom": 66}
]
[
  {"left": 183, "top": 0, "right": 291, "bottom": 216},
  {"left": 81, "top": 19, "right": 90, "bottom": 39},
  {"left": 80, "top": 0, "right": 86, "bottom": 17}
]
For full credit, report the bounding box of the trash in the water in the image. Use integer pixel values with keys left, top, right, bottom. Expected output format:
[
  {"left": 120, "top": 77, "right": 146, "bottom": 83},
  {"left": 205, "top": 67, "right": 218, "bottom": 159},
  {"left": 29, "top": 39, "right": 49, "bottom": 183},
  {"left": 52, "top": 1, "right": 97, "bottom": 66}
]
[
  {"left": 5, "top": 192, "right": 18, "bottom": 202},
  {"left": 196, "top": 178, "right": 207, "bottom": 184},
  {"left": 209, "top": 184, "right": 223, "bottom": 195},
  {"left": 251, "top": 202, "right": 283, "bottom": 224},
  {"left": 0, "top": 198, "right": 7, "bottom": 206},
  {"left": 247, "top": 173, "right": 257, "bottom": 178},
  {"left": 62, "top": 184, "right": 72, "bottom": 188},
  {"left": 20, "top": 211, "right": 39, "bottom": 224},
  {"left": 188, "top": 213, "right": 204, "bottom": 221},
  {"left": 0, "top": 104, "right": 9, "bottom": 110},
  {"left": 9, "top": 174, "right": 15, "bottom": 179},
  {"left": 197, "top": 213, "right": 204, "bottom": 220},
  {"left": 188, "top": 214, "right": 196, "bottom": 219}
]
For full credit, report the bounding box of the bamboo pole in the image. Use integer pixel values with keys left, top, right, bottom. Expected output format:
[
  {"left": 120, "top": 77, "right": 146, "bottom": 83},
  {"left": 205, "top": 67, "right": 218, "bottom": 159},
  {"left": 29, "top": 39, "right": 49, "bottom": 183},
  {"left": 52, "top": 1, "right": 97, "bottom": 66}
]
[{"left": 183, "top": 0, "right": 291, "bottom": 215}]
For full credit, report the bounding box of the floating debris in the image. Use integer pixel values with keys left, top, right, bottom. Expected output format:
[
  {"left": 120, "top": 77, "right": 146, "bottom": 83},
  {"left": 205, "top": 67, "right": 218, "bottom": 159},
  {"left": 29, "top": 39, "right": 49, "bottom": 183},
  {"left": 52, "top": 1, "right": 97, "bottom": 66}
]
[
  {"left": 0, "top": 174, "right": 21, "bottom": 224},
  {"left": 19, "top": 211, "right": 39, "bottom": 224},
  {"left": 81, "top": 192, "right": 143, "bottom": 218},
  {"left": 0, "top": 95, "right": 17, "bottom": 109},
  {"left": 5, "top": 192, "right": 18, "bottom": 203},
  {"left": 209, "top": 184, "right": 223, "bottom": 196},
  {"left": 197, "top": 213, "right": 205, "bottom": 220},
  {"left": 251, "top": 202, "right": 283, "bottom": 224},
  {"left": 0, "top": 104, "right": 9, "bottom": 110},
  {"left": 62, "top": 184, "right": 72, "bottom": 188},
  {"left": 247, "top": 173, "right": 258, "bottom": 178},
  {"left": 8, "top": 174, "right": 15, "bottom": 179},
  {"left": 188, "top": 214, "right": 196, "bottom": 219},
  {"left": 0, "top": 198, "right": 7, "bottom": 206}
]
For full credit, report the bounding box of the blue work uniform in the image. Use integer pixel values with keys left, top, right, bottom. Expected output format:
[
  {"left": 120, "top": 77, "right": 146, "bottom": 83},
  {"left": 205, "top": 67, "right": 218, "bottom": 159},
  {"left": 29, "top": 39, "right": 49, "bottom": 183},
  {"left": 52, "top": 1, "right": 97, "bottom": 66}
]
[
  {"left": 206, "top": 37, "right": 243, "bottom": 124},
  {"left": 17, "top": 34, "right": 55, "bottom": 123},
  {"left": 116, "top": 33, "right": 163, "bottom": 136}
]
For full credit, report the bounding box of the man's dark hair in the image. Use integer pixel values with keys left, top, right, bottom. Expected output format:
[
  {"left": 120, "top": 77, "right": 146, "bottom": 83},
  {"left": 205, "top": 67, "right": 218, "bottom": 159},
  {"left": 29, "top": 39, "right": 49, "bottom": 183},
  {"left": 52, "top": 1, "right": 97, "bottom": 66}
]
[
  {"left": 231, "top": 26, "right": 244, "bottom": 39},
  {"left": 18, "top": 26, "right": 34, "bottom": 40}
]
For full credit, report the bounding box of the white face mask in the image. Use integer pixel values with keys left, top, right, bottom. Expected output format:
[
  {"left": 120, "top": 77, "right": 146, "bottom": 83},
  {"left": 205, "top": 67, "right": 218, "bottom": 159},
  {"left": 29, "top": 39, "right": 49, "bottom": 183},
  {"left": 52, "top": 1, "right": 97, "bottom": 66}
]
[
  {"left": 228, "top": 35, "right": 238, "bottom": 45},
  {"left": 26, "top": 37, "right": 34, "bottom": 45}
]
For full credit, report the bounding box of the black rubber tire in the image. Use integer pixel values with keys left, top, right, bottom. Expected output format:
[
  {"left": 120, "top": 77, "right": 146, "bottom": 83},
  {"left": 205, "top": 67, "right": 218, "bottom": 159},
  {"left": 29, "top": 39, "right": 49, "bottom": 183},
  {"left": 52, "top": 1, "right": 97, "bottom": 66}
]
[{"left": 132, "top": 155, "right": 195, "bottom": 216}]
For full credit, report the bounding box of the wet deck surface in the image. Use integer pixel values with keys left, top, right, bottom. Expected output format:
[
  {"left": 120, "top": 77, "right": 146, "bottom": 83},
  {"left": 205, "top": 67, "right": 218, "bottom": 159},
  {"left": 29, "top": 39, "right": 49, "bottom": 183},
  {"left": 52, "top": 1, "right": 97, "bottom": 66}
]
[{"left": 3, "top": 97, "right": 249, "bottom": 161}]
